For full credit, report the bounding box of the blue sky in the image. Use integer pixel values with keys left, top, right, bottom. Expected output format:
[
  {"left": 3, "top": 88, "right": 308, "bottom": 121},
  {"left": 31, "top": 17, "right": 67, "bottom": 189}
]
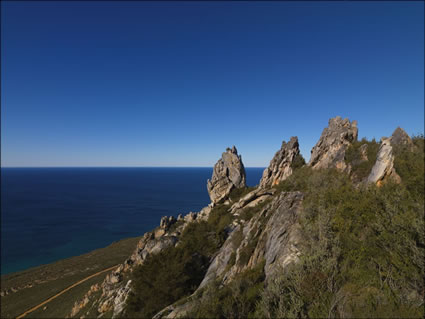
[{"left": 1, "top": 1, "right": 423, "bottom": 167}]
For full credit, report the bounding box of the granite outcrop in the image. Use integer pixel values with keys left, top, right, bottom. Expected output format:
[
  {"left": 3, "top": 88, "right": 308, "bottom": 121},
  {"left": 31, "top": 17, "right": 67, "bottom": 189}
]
[
  {"left": 259, "top": 136, "right": 301, "bottom": 188},
  {"left": 207, "top": 146, "right": 246, "bottom": 204},
  {"left": 309, "top": 116, "right": 358, "bottom": 171}
]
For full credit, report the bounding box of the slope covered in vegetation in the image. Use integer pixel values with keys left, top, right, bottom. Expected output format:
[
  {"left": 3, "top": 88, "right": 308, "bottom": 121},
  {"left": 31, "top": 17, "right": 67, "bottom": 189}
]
[{"left": 63, "top": 119, "right": 423, "bottom": 319}]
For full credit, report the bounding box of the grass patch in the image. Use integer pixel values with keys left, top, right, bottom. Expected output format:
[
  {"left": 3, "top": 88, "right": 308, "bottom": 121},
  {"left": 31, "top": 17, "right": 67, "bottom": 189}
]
[
  {"left": 1, "top": 236, "right": 141, "bottom": 319},
  {"left": 26, "top": 273, "right": 107, "bottom": 318}
]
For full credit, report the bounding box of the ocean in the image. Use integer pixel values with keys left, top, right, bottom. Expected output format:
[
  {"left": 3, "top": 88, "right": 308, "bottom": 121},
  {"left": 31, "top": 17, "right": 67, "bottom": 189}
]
[{"left": 0, "top": 167, "right": 264, "bottom": 275}]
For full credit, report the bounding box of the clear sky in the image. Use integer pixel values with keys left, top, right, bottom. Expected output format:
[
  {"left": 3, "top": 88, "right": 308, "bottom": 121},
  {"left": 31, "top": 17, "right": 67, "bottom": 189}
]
[{"left": 1, "top": 1, "right": 424, "bottom": 167}]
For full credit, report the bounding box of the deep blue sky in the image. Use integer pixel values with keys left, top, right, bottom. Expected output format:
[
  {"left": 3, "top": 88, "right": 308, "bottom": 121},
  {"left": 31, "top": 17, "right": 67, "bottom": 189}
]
[{"left": 1, "top": 1, "right": 424, "bottom": 167}]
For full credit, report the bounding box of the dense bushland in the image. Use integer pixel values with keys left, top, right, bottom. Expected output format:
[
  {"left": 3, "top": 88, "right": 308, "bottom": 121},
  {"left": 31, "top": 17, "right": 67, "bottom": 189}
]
[
  {"left": 124, "top": 188, "right": 247, "bottom": 318},
  {"left": 125, "top": 136, "right": 424, "bottom": 318},
  {"left": 256, "top": 136, "right": 424, "bottom": 318}
]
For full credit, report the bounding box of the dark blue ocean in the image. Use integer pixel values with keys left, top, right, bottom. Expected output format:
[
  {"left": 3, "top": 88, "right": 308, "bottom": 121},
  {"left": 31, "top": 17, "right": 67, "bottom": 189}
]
[{"left": 1, "top": 167, "right": 264, "bottom": 275}]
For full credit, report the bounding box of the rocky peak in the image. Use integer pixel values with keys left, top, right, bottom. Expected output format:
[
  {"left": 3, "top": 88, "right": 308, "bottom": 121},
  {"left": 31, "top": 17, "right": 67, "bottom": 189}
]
[
  {"left": 207, "top": 146, "right": 247, "bottom": 204},
  {"left": 309, "top": 116, "right": 358, "bottom": 170},
  {"left": 391, "top": 127, "right": 414, "bottom": 149},
  {"left": 259, "top": 136, "right": 301, "bottom": 188}
]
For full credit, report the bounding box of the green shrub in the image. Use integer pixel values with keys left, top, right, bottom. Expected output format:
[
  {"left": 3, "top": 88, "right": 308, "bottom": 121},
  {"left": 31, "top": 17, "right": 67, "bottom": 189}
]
[
  {"left": 207, "top": 203, "right": 234, "bottom": 245},
  {"left": 291, "top": 152, "right": 306, "bottom": 170},
  {"left": 393, "top": 134, "right": 424, "bottom": 200},
  {"left": 125, "top": 198, "right": 241, "bottom": 317},
  {"left": 126, "top": 136, "right": 424, "bottom": 319},
  {"left": 256, "top": 141, "right": 424, "bottom": 318},
  {"left": 188, "top": 261, "right": 266, "bottom": 318},
  {"left": 344, "top": 138, "right": 380, "bottom": 181},
  {"left": 238, "top": 197, "right": 272, "bottom": 222},
  {"left": 228, "top": 186, "right": 256, "bottom": 202}
]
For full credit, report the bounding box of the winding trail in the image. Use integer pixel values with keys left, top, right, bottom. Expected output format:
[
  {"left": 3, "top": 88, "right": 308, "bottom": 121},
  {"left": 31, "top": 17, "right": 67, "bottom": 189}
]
[{"left": 16, "top": 264, "right": 119, "bottom": 319}]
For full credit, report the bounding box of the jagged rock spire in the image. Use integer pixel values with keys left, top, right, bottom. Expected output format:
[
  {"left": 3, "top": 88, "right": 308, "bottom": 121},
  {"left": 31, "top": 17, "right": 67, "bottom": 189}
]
[
  {"left": 309, "top": 116, "right": 358, "bottom": 171},
  {"left": 207, "top": 146, "right": 246, "bottom": 204},
  {"left": 259, "top": 136, "right": 300, "bottom": 188}
]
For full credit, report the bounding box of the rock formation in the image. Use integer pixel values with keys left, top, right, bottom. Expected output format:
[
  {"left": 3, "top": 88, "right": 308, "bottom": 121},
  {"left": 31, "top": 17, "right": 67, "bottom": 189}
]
[
  {"left": 309, "top": 116, "right": 358, "bottom": 171},
  {"left": 259, "top": 136, "right": 301, "bottom": 188},
  {"left": 391, "top": 126, "right": 414, "bottom": 149},
  {"left": 207, "top": 146, "right": 246, "bottom": 204},
  {"left": 154, "top": 191, "right": 304, "bottom": 318},
  {"left": 366, "top": 127, "right": 412, "bottom": 186},
  {"left": 367, "top": 135, "right": 402, "bottom": 185},
  {"left": 66, "top": 118, "right": 418, "bottom": 319},
  {"left": 208, "top": 191, "right": 304, "bottom": 284},
  {"left": 68, "top": 206, "right": 205, "bottom": 318}
]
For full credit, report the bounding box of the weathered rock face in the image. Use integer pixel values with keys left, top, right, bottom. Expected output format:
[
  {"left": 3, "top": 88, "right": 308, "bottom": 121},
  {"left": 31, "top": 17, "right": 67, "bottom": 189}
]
[
  {"left": 367, "top": 137, "right": 400, "bottom": 185},
  {"left": 391, "top": 127, "right": 414, "bottom": 149},
  {"left": 229, "top": 188, "right": 276, "bottom": 215},
  {"left": 154, "top": 191, "right": 305, "bottom": 319},
  {"left": 259, "top": 137, "right": 300, "bottom": 188},
  {"left": 309, "top": 116, "right": 358, "bottom": 171},
  {"left": 207, "top": 146, "right": 246, "bottom": 204},
  {"left": 215, "top": 191, "right": 303, "bottom": 284},
  {"left": 248, "top": 191, "right": 303, "bottom": 279}
]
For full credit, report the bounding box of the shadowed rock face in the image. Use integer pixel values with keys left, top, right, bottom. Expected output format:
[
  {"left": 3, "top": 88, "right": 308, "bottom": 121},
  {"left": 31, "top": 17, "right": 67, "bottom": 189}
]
[
  {"left": 259, "top": 137, "right": 300, "bottom": 188},
  {"left": 207, "top": 146, "right": 246, "bottom": 204},
  {"left": 309, "top": 116, "right": 358, "bottom": 171},
  {"left": 391, "top": 127, "right": 414, "bottom": 149}
]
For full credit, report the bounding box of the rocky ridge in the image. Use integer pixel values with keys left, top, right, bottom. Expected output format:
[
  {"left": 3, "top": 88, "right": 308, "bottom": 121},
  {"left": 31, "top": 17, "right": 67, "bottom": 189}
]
[{"left": 68, "top": 117, "right": 414, "bottom": 319}]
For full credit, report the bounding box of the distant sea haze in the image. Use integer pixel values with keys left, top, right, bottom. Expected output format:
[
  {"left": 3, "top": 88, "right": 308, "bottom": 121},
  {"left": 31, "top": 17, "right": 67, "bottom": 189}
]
[{"left": 0, "top": 167, "right": 264, "bottom": 275}]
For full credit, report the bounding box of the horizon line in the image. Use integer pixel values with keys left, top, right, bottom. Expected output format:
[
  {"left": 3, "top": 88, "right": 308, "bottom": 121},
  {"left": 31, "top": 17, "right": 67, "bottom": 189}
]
[{"left": 0, "top": 166, "right": 267, "bottom": 169}]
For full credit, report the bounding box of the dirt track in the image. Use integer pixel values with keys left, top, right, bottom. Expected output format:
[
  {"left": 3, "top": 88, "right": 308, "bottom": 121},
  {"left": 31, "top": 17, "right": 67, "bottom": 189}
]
[{"left": 16, "top": 264, "right": 119, "bottom": 319}]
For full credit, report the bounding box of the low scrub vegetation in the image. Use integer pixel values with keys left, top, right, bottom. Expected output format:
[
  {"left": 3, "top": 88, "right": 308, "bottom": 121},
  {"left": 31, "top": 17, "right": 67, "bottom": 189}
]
[
  {"left": 344, "top": 137, "right": 380, "bottom": 181},
  {"left": 187, "top": 261, "right": 266, "bottom": 318},
  {"left": 257, "top": 135, "right": 424, "bottom": 318},
  {"left": 125, "top": 136, "right": 424, "bottom": 318},
  {"left": 125, "top": 186, "right": 253, "bottom": 318}
]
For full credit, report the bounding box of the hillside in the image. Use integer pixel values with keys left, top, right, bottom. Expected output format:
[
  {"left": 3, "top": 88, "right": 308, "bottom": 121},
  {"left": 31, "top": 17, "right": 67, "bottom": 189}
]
[
  {"left": 3, "top": 116, "right": 424, "bottom": 319},
  {"left": 0, "top": 237, "right": 142, "bottom": 319}
]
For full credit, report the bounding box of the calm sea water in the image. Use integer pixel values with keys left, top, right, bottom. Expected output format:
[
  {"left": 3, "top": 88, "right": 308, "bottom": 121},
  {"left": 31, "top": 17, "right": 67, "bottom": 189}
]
[{"left": 1, "top": 167, "right": 264, "bottom": 275}]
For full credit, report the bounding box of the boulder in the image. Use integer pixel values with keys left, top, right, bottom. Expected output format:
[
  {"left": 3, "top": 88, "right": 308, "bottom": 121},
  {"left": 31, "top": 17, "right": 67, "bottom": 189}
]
[
  {"left": 309, "top": 116, "right": 358, "bottom": 170},
  {"left": 259, "top": 136, "right": 301, "bottom": 188},
  {"left": 207, "top": 146, "right": 246, "bottom": 204}
]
